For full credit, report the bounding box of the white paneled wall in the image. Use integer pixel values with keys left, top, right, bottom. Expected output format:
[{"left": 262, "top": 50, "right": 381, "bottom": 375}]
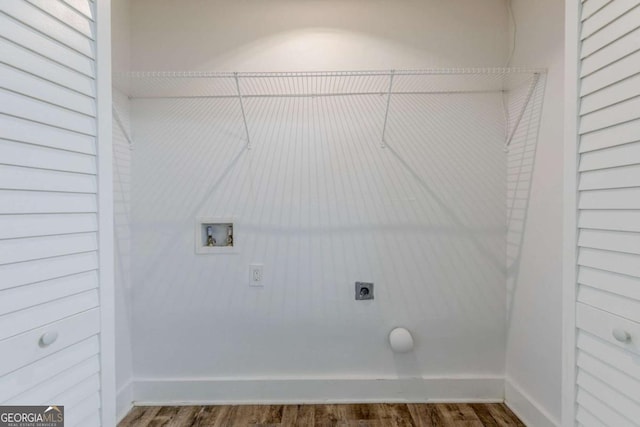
[
  {"left": 128, "top": 85, "right": 510, "bottom": 402},
  {"left": 0, "top": 1, "right": 107, "bottom": 426},
  {"left": 124, "top": 0, "right": 526, "bottom": 404},
  {"left": 573, "top": 1, "right": 640, "bottom": 425}
]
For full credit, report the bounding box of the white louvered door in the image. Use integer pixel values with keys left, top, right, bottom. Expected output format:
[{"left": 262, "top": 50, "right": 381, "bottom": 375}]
[
  {"left": 0, "top": 1, "right": 113, "bottom": 426},
  {"left": 571, "top": 1, "right": 640, "bottom": 426}
]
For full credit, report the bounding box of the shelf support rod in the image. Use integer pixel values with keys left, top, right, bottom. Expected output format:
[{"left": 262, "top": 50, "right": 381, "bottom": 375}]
[
  {"left": 234, "top": 72, "right": 251, "bottom": 150},
  {"left": 112, "top": 106, "right": 133, "bottom": 149},
  {"left": 381, "top": 70, "right": 396, "bottom": 148},
  {"left": 504, "top": 72, "right": 540, "bottom": 151}
]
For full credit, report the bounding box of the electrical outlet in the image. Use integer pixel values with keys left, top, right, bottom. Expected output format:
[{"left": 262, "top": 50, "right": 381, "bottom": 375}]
[{"left": 249, "top": 264, "right": 263, "bottom": 287}]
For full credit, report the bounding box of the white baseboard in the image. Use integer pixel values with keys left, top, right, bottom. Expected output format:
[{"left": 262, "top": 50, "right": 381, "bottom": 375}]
[
  {"left": 132, "top": 377, "right": 504, "bottom": 405},
  {"left": 116, "top": 380, "right": 134, "bottom": 423},
  {"left": 505, "top": 378, "right": 559, "bottom": 427}
]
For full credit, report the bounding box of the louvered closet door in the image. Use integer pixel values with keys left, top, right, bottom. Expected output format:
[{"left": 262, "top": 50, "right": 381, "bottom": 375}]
[
  {"left": 576, "top": 1, "right": 640, "bottom": 426},
  {"left": 0, "top": 1, "right": 104, "bottom": 426}
]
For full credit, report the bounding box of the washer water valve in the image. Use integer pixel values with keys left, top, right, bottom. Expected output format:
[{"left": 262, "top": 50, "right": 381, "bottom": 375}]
[
  {"left": 206, "top": 226, "right": 216, "bottom": 246},
  {"left": 226, "top": 225, "right": 233, "bottom": 246}
]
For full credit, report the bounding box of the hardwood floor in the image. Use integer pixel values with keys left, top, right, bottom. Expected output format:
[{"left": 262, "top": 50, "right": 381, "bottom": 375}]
[{"left": 118, "top": 403, "right": 525, "bottom": 426}]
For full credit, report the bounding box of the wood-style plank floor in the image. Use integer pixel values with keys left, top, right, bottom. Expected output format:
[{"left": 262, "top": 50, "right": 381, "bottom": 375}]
[{"left": 118, "top": 403, "right": 525, "bottom": 426}]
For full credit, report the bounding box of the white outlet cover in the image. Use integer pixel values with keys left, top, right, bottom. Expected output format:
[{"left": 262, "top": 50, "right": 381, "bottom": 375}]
[{"left": 249, "top": 264, "right": 264, "bottom": 287}]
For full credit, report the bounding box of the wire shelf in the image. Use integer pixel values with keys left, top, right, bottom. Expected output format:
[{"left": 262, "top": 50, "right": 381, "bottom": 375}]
[
  {"left": 114, "top": 68, "right": 546, "bottom": 150},
  {"left": 114, "top": 68, "right": 545, "bottom": 99}
]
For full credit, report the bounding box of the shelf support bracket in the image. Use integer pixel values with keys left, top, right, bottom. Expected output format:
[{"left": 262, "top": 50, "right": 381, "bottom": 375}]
[
  {"left": 504, "top": 72, "right": 540, "bottom": 151},
  {"left": 234, "top": 72, "right": 252, "bottom": 150},
  {"left": 381, "top": 70, "right": 395, "bottom": 148},
  {"left": 112, "top": 106, "right": 133, "bottom": 149}
]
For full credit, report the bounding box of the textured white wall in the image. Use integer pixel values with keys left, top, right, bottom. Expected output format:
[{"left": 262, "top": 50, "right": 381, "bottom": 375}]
[
  {"left": 127, "top": 0, "right": 516, "bottom": 399},
  {"left": 505, "top": 0, "right": 563, "bottom": 425}
]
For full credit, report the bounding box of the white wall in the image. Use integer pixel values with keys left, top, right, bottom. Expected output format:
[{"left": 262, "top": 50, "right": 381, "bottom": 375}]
[
  {"left": 113, "top": 88, "right": 133, "bottom": 419},
  {"left": 130, "top": 90, "right": 508, "bottom": 382},
  {"left": 112, "top": 0, "right": 130, "bottom": 75},
  {"left": 130, "top": 0, "right": 508, "bottom": 71},
  {"left": 111, "top": 0, "right": 134, "bottom": 420},
  {"left": 127, "top": 0, "right": 515, "bottom": 402},
  {"left": 505, "top": 1, "right": 564, "bottom": 426}
]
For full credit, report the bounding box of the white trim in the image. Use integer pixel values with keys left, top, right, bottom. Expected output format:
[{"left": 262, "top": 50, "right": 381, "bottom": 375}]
[
  {"left": 562, "top": 1, "right": 580, "bottom": 426},
  {"left": 116, "top": 381, "right": 134, "bottom": 423},
  {"left": 96, "top": 0, "right": 116, "bottom": 426},
  {"left": 132, "top": 377, "right": 504, "bottom": 405},
  {"left": 505, "top": 378, "right": 560, "bottom": 427}
]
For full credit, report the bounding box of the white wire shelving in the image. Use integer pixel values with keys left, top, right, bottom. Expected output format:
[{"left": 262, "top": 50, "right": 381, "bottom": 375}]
[{"left": 114, "top": 68, "right": 546, "bottom": 150}]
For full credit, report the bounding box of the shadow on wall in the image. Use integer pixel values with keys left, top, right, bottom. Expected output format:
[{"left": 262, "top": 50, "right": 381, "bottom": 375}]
[
  {"left": 113, "top": 89, "right": 133, "bottom": 323},
  {"left": 505, "top": 74, "right": 547, "bottom": 321}
]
